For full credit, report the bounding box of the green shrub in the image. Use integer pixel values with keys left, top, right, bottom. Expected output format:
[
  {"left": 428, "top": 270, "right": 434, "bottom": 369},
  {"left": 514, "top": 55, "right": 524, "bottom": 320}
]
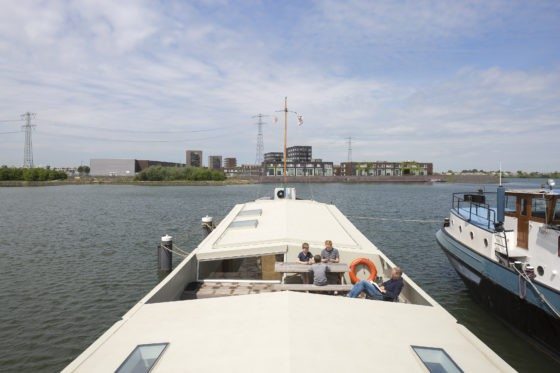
[
  {"left": 0, "top": 166, "right": 67, "bottom": 181},
  {"left": 134, "top": 166, "right": 225, "bottom": 181}
]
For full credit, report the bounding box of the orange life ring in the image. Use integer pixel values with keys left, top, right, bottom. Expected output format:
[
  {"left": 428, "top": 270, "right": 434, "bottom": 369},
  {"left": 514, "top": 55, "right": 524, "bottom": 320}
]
[{"left": 349, "top": 258, "right": 378, "bottom": 284}]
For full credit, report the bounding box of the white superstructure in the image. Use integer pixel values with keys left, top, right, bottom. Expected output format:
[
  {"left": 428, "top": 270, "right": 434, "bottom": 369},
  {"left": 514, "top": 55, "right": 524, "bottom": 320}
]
[{"left": 64, "top": 190, "right": 514, "bottom": 372}]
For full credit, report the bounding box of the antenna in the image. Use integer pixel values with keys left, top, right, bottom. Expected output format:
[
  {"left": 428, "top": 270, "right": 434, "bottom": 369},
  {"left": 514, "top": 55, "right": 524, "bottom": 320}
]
[
  {"left": 499, "top": 161, "right": 502, "bottom": 186},
  {"left": 252, "top": 114, "right": 268, "bottom": 165},
  {"left": 21, "top": 112, "right": 36, "bottom": 168},
  {"left": 346, "top": 136, "right": 352, "bottom": 163}
]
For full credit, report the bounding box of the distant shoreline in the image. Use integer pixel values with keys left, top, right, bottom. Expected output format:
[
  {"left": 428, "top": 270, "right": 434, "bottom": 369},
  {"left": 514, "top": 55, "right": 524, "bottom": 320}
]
[{"left": 0, "top": 174, "right": 501, "bottom": 187}]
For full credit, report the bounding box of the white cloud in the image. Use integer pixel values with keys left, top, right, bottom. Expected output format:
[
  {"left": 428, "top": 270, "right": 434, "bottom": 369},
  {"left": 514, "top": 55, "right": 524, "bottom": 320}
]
[{"left": 0, "top": 0, "right": 558, "bottom": 171}]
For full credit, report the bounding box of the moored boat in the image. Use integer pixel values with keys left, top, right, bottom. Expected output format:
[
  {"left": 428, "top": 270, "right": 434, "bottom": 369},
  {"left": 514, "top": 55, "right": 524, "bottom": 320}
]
[
  {"left": 63, "top": 187, "right": 514, "bottom": 372},
  {"left": 436, "top": 181, "right": 560, "bottom": 358}
]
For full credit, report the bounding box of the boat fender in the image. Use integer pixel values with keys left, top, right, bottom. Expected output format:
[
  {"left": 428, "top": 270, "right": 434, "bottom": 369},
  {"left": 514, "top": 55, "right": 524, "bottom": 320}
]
[{"left": 349, "top": 257, "right": 378, "bottom": 284}]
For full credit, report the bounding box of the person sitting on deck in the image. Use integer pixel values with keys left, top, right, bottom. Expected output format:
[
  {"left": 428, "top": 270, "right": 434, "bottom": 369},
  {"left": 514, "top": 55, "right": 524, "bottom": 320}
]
[
  {"left": 347, "top": 267, "right": 404, "bottom": 301},
  {"left": 321, "top": 240, "right": 340, "bottom": 263},
  {"left": 309, "top": 255, "right": 329, "bottom": 286},
  {"left": 298, "top": 242, "right": 313, "bottom": 264}
]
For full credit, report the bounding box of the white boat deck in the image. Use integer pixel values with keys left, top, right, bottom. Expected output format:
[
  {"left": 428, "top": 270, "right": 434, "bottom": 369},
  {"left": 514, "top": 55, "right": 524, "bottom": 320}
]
[{"left": 63, "top": 193, "right": 515, "bottom": 372}]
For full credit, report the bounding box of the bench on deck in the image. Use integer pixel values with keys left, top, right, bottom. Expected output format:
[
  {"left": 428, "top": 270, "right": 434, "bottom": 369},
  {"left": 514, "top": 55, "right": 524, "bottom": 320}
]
[{"left": 273, "top": 284, "right": 353, "bottom": 292}]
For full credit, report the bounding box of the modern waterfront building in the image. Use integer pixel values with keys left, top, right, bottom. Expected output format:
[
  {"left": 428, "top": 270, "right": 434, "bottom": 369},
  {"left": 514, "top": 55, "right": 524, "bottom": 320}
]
[
  {"left": 265, "top": 161, "right": 334, "bottom": 177},
  {"left": 186, "top": 150, "right": 203, "bottom": 167},
  {"left": 208, "top": 155, "right": 222, "bottom": 170},
  {"left": 90, "top": 159, "right": 184, "bottom": 176},
  {"left": 340, "top": 161, "right": 433, "bottom": 176},
  {"left": 287, "top": 145, "right": 312, "bottom": 162},
  {"left": 264, "top": 152, "right": 283, "bottom": 163},
  {"left": 224, "top": 164, "right": 263, "bottom": 177},
  {"left": 224, "top": 157, "right": 237, "bottom": 168}
]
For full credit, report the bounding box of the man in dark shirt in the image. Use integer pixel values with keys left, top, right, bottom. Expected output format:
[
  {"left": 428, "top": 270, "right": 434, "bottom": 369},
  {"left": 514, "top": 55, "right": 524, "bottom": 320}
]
[{"left": 347, "top": 267, "right": 404, "bottom": 301}]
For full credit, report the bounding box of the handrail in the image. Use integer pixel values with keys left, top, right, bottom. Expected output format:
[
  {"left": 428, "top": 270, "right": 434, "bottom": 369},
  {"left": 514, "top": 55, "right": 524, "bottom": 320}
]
[{"left": 452, "top": 193, "right": 496, "bottom": 229}]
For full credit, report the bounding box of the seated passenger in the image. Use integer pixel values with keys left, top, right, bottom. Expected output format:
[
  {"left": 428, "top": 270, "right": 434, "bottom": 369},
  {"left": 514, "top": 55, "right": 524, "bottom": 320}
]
[
  {"left": 347, "top": 267, "right": 404, "bottom": 301},
  {"left": 321, "top": 240, "right": 340, "bottom": 263},
  {"left": 309, "top": 255, "right": 329, "bottom": 286},
  {"left": 298, "top": 242, "right": 313, "bottom": 265}
]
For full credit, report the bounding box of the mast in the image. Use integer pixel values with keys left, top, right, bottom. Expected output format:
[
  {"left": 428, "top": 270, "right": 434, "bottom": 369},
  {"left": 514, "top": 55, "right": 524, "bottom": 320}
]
[{"left": 283, "top": 97, "right": 288, "bottom": 184}]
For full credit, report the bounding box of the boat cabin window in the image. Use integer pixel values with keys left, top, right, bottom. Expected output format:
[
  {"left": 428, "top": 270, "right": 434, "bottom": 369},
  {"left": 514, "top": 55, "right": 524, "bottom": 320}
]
[
  {"left": 532, "top": 197, "right": 547, "bottom": 219},
  {"left": 116, "top": 343, "right": 168, "bottom": 373},
  {"left": 198, "top": 254, "right": 284, "bottom": 281},
  {"left": 411, "top": 346, "right": 463, "bottom": 373},
  {"left": 505, "top": 195, "right": 516, "bottom": 212}
]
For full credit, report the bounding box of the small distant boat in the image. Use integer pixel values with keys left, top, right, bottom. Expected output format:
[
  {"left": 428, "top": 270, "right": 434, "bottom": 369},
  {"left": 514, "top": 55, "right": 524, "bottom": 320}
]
[{"left": 436, "top": 181, "right": 560, "bottom": 358}]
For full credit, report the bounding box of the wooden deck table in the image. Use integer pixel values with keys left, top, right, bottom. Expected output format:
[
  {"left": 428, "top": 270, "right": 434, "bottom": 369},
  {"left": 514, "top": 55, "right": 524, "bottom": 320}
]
[{"left": 274, "top": 262, "right": 348, "bottom": 284}]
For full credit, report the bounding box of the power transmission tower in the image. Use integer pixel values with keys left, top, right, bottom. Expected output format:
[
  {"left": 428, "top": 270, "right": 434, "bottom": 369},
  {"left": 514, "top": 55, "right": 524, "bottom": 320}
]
[
  {"left": 346, "top": 136, "right": 352, "bottom": 162},
  {"left": 252, "top": 114, "right": 268, "bottom": 165},
  {"left": 21, "top": 112, "right": 36, "bottom": 168}
]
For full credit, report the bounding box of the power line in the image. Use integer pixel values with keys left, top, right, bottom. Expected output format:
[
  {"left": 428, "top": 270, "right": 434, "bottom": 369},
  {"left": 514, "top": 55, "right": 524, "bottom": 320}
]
[
  {"left": 37, "top": 119, "right": 233, "bottom": 134},
  {"left": 0, "top": 119, "right": 23, "bottom": 123},
  {"left": 21, "top": 112, "right": 36, "bottom": 168},
  {"left": 0, "top": 130, "right": 21, "bottom": 135}
]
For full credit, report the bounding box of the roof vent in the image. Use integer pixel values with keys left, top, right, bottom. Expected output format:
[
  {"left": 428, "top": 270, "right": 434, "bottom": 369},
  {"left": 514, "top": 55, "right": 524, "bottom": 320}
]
[{"left": 274, "top": 187, "right": 296, "bottom": 200}]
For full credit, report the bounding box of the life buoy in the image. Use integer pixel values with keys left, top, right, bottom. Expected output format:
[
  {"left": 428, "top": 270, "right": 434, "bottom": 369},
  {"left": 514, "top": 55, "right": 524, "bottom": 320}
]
[
  {"left": 276, "top": 190, "right": 285, "bottom": 199},
  {"left": 349, "top": 257, "right": 378, "bottom": 284}
]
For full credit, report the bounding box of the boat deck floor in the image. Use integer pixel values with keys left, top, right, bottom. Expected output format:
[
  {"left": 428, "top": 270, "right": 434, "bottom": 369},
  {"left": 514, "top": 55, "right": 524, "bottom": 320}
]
[
  {"left": 181, "top": 282, "right": 281, "bottom": 300},
  {"left": 180, "top": 282, "right": 409, "bottom": 303}
]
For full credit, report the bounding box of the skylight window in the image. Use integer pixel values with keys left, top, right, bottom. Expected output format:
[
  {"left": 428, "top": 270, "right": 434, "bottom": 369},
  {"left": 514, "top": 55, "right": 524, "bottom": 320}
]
[
  {"left": 229, "top": 219, "right": 258, "bottom": 229},
  {"left": 238, "top": 209, "right": 262, "bottom": 217},
  {"left": 411, "top": 346, "right": 463, "bottom": 373},
  {"left": 116, "top": 343, "right": 168, "bottom": 373}
]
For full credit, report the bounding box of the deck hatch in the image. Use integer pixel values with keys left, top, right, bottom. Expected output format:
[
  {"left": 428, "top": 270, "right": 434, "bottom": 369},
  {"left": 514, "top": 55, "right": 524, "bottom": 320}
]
[
  {"left": 228, "top": 219, "right": 258, "bottom": 229},
  {"left": 411, "top": 345, "right": 463, "bottom": 373},
  {"left": 116, "top": 343, "right": 168, "bottom": 373},
  {"left": 238, "top": 209, "right": 262, "bottom": 217}
]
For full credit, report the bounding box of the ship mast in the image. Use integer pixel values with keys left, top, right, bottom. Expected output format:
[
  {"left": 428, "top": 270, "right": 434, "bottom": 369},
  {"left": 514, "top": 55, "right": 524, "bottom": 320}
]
[{"left": 283, "top": 97, "right": 288, "bottom": 184}]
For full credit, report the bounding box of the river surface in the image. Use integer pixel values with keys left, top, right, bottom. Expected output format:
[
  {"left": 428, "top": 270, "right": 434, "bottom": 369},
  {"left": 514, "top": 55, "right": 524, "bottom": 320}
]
[{"left": 0, "top": 181, "right": 558, "bottom": 372}]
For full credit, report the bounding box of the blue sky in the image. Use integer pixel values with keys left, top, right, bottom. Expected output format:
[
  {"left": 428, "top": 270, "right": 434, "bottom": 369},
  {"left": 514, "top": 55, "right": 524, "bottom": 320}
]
[{"left": 0, "top": 0, "right": 559, "bottom": 171}]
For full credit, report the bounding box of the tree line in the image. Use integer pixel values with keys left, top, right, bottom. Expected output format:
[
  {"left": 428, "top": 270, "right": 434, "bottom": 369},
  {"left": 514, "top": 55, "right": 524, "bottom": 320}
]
[
  {"left": 0, "top": 166, "right": 68, "bottom": 181},
  {"left": 135, "top": 166, "right": 226, "bottom": 181}
]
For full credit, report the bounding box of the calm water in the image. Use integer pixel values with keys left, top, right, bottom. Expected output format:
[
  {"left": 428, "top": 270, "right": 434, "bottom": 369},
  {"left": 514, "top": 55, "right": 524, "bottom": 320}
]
[{"left": 0, "top": 182, "right": 558, "bottom": 372}]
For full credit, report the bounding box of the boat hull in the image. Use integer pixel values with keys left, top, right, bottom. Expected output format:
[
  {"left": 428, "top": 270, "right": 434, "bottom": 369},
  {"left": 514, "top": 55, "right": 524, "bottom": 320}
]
[{"left": 436, "top": 229, "right": 560, "bottom": 358}]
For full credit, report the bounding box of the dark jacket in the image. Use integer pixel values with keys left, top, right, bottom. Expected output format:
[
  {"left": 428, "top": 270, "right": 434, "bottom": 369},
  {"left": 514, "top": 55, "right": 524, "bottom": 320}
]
[{"left": 382, "top": 278, "right": 404, "bottom": 301}]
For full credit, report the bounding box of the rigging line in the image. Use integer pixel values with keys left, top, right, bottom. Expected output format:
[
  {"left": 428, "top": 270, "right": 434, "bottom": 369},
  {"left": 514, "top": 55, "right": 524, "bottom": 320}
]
[{"left": 348, "top": 216, "right": 441, "bottom": 223}]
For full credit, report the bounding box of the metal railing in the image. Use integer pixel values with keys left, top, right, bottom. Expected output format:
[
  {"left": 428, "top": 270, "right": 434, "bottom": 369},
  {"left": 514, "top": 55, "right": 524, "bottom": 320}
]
[{"left": 452, "top": 192, "right": 497, "bottom": 230}]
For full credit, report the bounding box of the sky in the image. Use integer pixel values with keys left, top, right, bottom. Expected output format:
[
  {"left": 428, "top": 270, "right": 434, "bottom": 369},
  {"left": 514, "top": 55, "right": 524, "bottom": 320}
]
[{"left": 0, "top": 0, "right": 559, "bottom": 172}]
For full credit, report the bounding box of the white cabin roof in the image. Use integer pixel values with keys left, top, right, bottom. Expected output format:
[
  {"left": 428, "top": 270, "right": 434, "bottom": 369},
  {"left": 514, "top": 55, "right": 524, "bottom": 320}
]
[
  {"left": 65, "top": 291, "right": 512, "bottom": 373},
  {"left": 195, "top": 199, "right": 380, "bottom": 260}
]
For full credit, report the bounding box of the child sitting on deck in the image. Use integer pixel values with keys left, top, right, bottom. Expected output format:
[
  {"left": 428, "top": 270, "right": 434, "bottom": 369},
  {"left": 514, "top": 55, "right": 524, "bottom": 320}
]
[{"left": 308, "top": 255, "right": 329, "bottom": 286}]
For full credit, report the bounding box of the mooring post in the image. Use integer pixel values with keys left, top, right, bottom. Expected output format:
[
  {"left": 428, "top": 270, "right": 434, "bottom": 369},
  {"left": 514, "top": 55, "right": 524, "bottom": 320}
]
[{"left": 158, "top": 234, "right": 173, "bottom": 272}]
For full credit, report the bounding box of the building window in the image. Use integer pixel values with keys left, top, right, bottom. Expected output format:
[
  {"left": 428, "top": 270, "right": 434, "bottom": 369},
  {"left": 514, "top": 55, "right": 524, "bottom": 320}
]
[{"left": 116, "top": 343, "right": 169, "bottom": 373}]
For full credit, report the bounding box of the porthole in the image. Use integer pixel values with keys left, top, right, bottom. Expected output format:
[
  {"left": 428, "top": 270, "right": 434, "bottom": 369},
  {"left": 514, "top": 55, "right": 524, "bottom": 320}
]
[
  {"left": 451, "top": 219, "right": 454, "bottom": 226},
  {"left": 484, "top": 238, "right": 488, "bottom": 247},
  {"left": 537, "top": 266, "right": 544, "bottom": 276},
  {"left": 459, "top": 226, "right": 462, "bottom": 233},
  {"left": 470, "top": 232, "right": 474, "bottom": 240}
]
